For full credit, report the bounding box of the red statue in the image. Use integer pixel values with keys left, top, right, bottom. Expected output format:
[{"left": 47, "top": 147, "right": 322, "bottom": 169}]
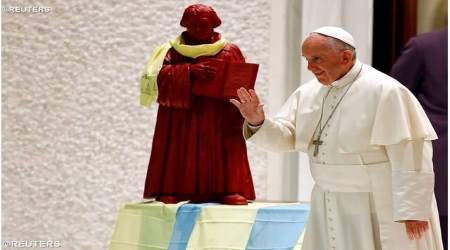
[{"left": 142, "top": 4, "right": 256, "bottom": 205}]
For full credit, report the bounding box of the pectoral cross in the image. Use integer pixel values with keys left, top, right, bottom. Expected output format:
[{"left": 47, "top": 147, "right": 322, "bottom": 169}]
[{"left": 312, "top": 138, "right": 323, "bottom": 157}]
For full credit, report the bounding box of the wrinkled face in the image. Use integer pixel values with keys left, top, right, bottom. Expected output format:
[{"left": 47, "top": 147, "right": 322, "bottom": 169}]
[
  {"left": 301, "top": 35, "right": 349, "bottom": 85},
  {"left": 186, "top": 17, "right": 214, "bottom": 42}
]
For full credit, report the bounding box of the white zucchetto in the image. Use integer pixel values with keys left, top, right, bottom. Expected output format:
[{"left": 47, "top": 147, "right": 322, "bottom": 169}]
[{"left": 312, "top": 26, "right": 355, "bottom": 48}]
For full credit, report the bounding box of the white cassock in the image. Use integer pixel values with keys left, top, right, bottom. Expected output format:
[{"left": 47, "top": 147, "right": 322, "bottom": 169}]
[{"left": 244, "top": 60, "right": 443, "bottom": 250}]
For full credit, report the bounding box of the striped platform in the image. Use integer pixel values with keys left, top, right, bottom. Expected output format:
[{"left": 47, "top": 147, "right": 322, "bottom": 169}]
[{"left": 109, "top": 201, "right": 310, "bottom": 250}]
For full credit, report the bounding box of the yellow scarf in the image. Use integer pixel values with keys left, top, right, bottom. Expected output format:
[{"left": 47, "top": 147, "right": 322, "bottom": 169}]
[{"left": 140, "top": 35, "right": 226, "bottom": 107}]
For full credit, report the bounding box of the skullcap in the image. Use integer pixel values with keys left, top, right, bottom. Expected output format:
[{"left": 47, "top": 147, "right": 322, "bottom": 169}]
[{"left": 312, "top": 26, "right": 355, "bottom": 48}]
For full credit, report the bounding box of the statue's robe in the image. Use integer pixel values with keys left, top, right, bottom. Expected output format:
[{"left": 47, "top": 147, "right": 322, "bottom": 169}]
[{"left": 143, "top": 34, "right": 255, "bottom": 202}]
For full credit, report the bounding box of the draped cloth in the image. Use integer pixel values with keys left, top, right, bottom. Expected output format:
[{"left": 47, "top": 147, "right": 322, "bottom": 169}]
[{"left": 109, "top": 202, "right": 309, "bottom": 250}]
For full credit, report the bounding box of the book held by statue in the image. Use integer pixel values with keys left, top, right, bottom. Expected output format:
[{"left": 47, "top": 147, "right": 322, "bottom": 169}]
[{"left": 193, "top": 59, "right": 259, "bottom": 99}]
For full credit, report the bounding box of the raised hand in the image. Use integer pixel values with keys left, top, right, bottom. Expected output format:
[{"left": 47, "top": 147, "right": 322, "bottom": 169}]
[
  {"left": 190, "top": 61, "right": 217, "bottom": 81},
  {"left": 230, "top": 87, "right": 265, "bottom": 125},
  {"left": 401, "top": 220, "right": 429, "bottom": 240}
]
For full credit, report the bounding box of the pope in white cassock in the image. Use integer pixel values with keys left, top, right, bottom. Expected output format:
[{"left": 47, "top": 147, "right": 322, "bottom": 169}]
[{"left": 230, "top": 26, "right": 443, "bottom": 250}]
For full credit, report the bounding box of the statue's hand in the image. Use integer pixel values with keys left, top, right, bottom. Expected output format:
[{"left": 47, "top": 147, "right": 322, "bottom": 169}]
[
  {"left": 190, "top": 62, "right": 217, "bottom": 82},
  {"left": 230, "top": 88, "right": 265, "bottom": 126},
  {"left": 399, "top": 220, "right": 429, "bottom": 240}
]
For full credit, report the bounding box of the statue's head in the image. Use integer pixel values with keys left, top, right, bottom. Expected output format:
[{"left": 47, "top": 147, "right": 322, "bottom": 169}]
[{"left": 180, "top": 4, "right": 221, "bottom": 42}]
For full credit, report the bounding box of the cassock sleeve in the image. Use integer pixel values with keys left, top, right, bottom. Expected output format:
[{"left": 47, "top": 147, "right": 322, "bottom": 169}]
[
  {"left": 386, "top": 140, "right": 435, "bottom": 221},
  {"left": 156, "top": 50, "right": 192, "bottom": 109},
  {"left": 243, "top": 90, "right": 299, "bottom": 152},
  {"left": 374, "top": 84, "right": 437, "bottom": 221}
]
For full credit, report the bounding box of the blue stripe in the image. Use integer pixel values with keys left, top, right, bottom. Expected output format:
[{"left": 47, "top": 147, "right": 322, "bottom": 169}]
[
  {"left": 168, "top": 203, "right": 216, "bottom": 250},
  {"left": 246, "top": 204, "right": 310, "bottom": 250}
]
